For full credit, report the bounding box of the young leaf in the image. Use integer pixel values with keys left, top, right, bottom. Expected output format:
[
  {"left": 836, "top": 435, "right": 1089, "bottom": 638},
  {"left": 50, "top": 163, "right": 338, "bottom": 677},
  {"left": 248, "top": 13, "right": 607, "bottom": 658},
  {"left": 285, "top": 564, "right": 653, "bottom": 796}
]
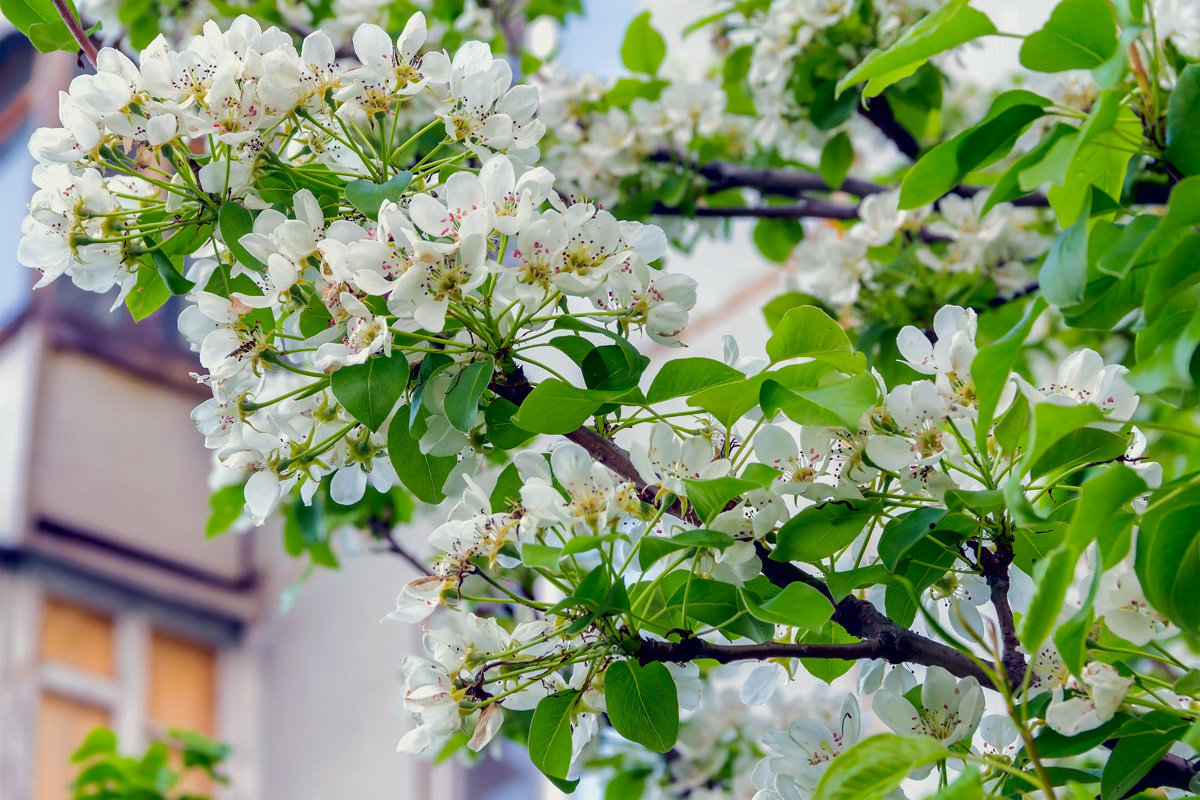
[
  {"left": 773, "top": 501, "right": 882, "bottom": 563},
  {"left": 217, "top": 202, "right": 267, "bottom": 271},
  {"left": 813, "top": 734, "right": 947, "bottom": 800},
  {"left": 836, "top": 0, "right": 996, "bottom": 98},
  {"left": 819, "top": 131, "right": 854, "bottom": 191},
  {"left": 740, "top": 582, "right": 831, "bottom": 631},
  {"left": 388, "top": 406, "right": 456, "bottom": 504},
  {"left": 528, "top": 691, "right": 580, "bottom": 780},
  {"left": 443, "top": 357, "right": 494, "bottom": 433},
  {"left": 1019, "top": 0, "right": 1119, "bottom": 72},
  {"left": 344, "top": 171, "right": 414, "bottom": 220},
  {"left": 125, "top": 260, "right": 171, "bottom": 322},
  {"left": 621, "top": 11, "right": 666, "bottom": 75},
  {"left": 605, "top": 660, "right": 679, "bottom": 753},
  {"left": 765, "top": 305, "right": 863, "bottom": 371},
  {"left": 331, "top": 352, "right": 409, "bottom": 431},
  {"left": 972, "top": 297, "right": 1047, "bottom": 449},
  {"left": 511, "top": 380, "right": 622, "bottom": 434},
  {"left": 647, "top": 357, "right": 742, "bottom": 404},
  {"left": 1166, "top": 64, "right": 1200, "bottom": 177}
]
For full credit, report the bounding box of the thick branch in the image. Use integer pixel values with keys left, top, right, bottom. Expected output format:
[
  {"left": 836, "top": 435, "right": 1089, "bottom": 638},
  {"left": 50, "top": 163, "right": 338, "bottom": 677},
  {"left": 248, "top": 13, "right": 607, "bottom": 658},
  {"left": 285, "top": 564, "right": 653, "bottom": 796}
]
[
  {"left": 651, "top": 201, "right": 860, "bottom": 221},
  {"left": 980, "top": 542, "right": 1027, "bottom": 684},
  {"left": 52, "top": 0, "right": 99, "bottom": 67},
  {"left": 638, "top": 635, "right": 884, "bottom": 665},
  {"left": 857, "top": 95, "right": 921, "bottom": 160}
]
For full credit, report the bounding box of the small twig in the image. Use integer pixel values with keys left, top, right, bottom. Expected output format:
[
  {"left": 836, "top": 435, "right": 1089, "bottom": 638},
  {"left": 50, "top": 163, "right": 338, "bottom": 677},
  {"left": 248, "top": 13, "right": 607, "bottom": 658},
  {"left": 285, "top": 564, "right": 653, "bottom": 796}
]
[{"left": 52, "top": 0, "right": 98, "bottom": 68}]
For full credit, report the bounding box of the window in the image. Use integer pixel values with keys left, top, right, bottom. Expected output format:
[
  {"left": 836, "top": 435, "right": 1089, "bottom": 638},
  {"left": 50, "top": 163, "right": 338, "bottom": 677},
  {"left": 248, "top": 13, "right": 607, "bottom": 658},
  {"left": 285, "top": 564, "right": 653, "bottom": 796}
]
[{"left": 30, "top": 592, "right": 221, "bottom": 799}]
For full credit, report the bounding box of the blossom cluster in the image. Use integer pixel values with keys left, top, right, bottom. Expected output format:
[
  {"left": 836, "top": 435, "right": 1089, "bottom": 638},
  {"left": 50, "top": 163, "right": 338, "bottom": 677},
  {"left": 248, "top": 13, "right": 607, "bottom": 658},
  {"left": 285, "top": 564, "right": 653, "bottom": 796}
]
[
  {"left": 381, "top": 306, "right": 1182, "bottom": 785},
  {"left": 18, "top": 13, "right": 694, "bottom": 524}
]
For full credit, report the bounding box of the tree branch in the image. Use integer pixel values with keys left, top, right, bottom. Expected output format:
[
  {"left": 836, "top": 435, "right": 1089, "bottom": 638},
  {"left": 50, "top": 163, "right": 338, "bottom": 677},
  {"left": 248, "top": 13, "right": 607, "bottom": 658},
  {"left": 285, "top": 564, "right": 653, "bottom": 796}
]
[
  {"left": 490, "top": 364, "right": 996, "bottom": 687},
  {"left": 52, "top": 0, "right": 99, "bottom": 68},
  {"left": 637, "top": 635, "right": 884, "bottom": 664},
  {"left": 857, "top": 95, "right": 921, "bottom": 160},
  {"left": 980, "top": 542, "right": 1027, "bottom": 684}
]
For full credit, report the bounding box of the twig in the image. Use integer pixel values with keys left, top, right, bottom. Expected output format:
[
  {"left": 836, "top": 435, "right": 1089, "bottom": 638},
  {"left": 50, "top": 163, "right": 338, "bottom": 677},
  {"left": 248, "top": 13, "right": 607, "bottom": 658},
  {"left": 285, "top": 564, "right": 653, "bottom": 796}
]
[
  {"left": 980, "top": 541, "right": 1027, "bottom": 684},
  {"left": 52, "top": 0, "right": 98, "bottom": 68}
]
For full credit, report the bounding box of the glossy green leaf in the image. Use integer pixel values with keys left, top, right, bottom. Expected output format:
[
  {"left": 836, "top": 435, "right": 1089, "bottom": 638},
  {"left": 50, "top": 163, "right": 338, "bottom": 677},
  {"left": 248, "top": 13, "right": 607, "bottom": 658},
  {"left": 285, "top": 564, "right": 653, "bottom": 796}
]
[
  {"left": 125, "top": 260, "right": 171, "bottom": 322},
  {"left": 388, "top": 407, "right": 456, "bottom": 504},
  {"left": 0, "top": 0, "right": 80, "bottom": 53},
  {"left": 973, "top": 297, "right": 1046, "bottom": 449},
  {"left": 1019, "top": 0, "right": 1118, "bottom": 72},
  {"left": 819, "top": 131, "right": 854, "bottom": 190},
  {"left": 774, "top": 500, "right": 882, "bottom": 563},
  {"left": 879, "top": 508, "right": 947, "bottom": 571},
  {"left": 741, "top": 582, "right": 831, "bottom": 631},
  {"left": 900, "top": 92, "right": 1048, "bottom": 209},
  {"left": 646, "top": 357, "right": 742, "bottom": 404},
  {"left": 344, "top": 171, "right": 414, "bottom": 220},
  {"left": 331, "top": 353, "right": 409, "bottom": 431},
  {"left": 605, "top": 660, "right": 679, "bottom": 752},
  {"left": 760, "top": 373, "right": 878, "bottom": 430},
  {"left": 1018, "top": 547, "right": 1077, "bottom": 651},
  {"left": 766, "top": 305, "right": 863, "bottom": 371},
  {"left": 620, "top": 11, "right": 666, "bottom": 75},
  {"left": 1100, "top": 716, "right": 1190, "bottom": 800},
  {"left": 836, "top": 0, "right": 996, "bottom": 98},
  {"left": 681, "top": 476, "right": 759, "bottom": 522},
  {"left": 813, "top": 735, "right": 946, "bottom": 800},
  {"left": 511, "top": 380, "right": 620, "bottom": 434},
  {"left": 444, "top": 357, "right": 494, "bottom": 433},
  {"left": 529, "top": 691, "right": 580, "bottom": 780},
  {"left": 1166, "top": 64, "right": 1200, "bottom": 176},
  {"left": 796, "top": 620, "right": 859, "bottom": 683},
  {"left": 217, "top": 202, "right": 267, "bottom": 271}
]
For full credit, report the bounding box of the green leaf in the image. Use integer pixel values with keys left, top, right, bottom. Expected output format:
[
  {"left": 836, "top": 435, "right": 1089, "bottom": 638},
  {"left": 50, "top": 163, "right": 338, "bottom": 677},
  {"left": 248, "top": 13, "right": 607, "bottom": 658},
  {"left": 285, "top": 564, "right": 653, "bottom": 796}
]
[
  {"left": 1166, "top": 64, "right": 1200, "bottom": 176},
  {"left": 484, "top": 397, "right": 535, "bottom": 450},
  {"left": 1064, "top": 465, "right": 1145, "bottom": 556},
  {"left": 1019, "top": 0, "right": 1118, "bottom": 72},
  {"left": 71, "top": 727, "right": 117, "bottom": 762},
  {"left": 1175, "top": 669, "right": 1200, "bottom": 697},
  {"left": 0, "top": 0, "right": 80, "bottom": 52},
  {"left": 994, "top": 396, "right": 1030, "bottom": 455},
  {"left": 620, "top": 11, "right": 666, "bottom": 75},
  {"left": 681, "top": 476, "right": 759, "bottom": 522},
  {"left": 836, "top": 0, "right": 996, "bottom": 98},
  {"left": 125, "top": 260, "right": 171, "bottom": 322},
  {"left": 753, "top": 218, "right": 804, "bottom": 262},
  {"left": 774, "top": 501, "right": 882, "bottom": 563},
  {"left": 796, "top": 620, "right": 859, "bottom": 683},
  {"left": 1136, "top": 493, "right": 1200, "bottom": 636},
  {"left": 217, "top": 202, "right": 266, "bottom": 272},
  {"left": 766, "top": 305, "right": 864, "bottom": 371},
  {"left": 819, "top": 131, "right": 854, "bottom": 191},
  {"left": 511, "top": 380, "right": 621, "bottom": 434},
  {"left": 1100, "top": 716, "right": 1189, "bottom": 800},
  {"left": 205, "top": 484, "right": 245, "bottom": 537},
  {"left": 878, "top": 507, "right": 947, "bottom": 571},
  {"left": 1047, "top": 107, "right": 1139, "bottom": 227},
  {"left": 1018, "top": 547, "right": 1077, "bottom": 651},
  {"left": 331, "top": 353, "right": 409, "bottom": 431},
  {"left": 740, "top": 582, "right": 831, "bottom": 631},
  {"left": 671, "top": 529, "right": 735, "bottom": 549},
  {"left": 973, "top": 297, "right": 1047, "bottom": 449},
  {"left": 647, "top": 358, "right": 743, "bottom": 403},
  {"left": 760, "top": 373, "right": 879, "bottom": 431},
  {"left": 344, "top": 172, "right": 414, "bottom": 220},
  {"left": 1040, "top": 213, "right": 1090, "bottom": 308},
  {"left": 443, "top": 357, "right": 494, "bottom": 433},
  {"left": 986, "top": 123, "right": 1079, "bottom": 211},
  {"left": 1024, "top": 401, "right": 1105, "bottom": 476},
  {"left": 900, "top": 92, "right": 1048, "bottom": 209},
  {"left": 932, "top": 770, "right": 984, "bottom": 800},
  {"left": 605, "top": 660, "right": 679, "bottom": 752},
  {"left": 528, "top": 691, "right": 580, "bottom": 780},
  {"left": 387, "top": 407, "right": 456, "bottom": 504},
  {"left": 145, "top": 244, "right": 195, "bottom": 295},
  {"left": 813, "top": 734, "right": 947, "bottom": 800}
]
